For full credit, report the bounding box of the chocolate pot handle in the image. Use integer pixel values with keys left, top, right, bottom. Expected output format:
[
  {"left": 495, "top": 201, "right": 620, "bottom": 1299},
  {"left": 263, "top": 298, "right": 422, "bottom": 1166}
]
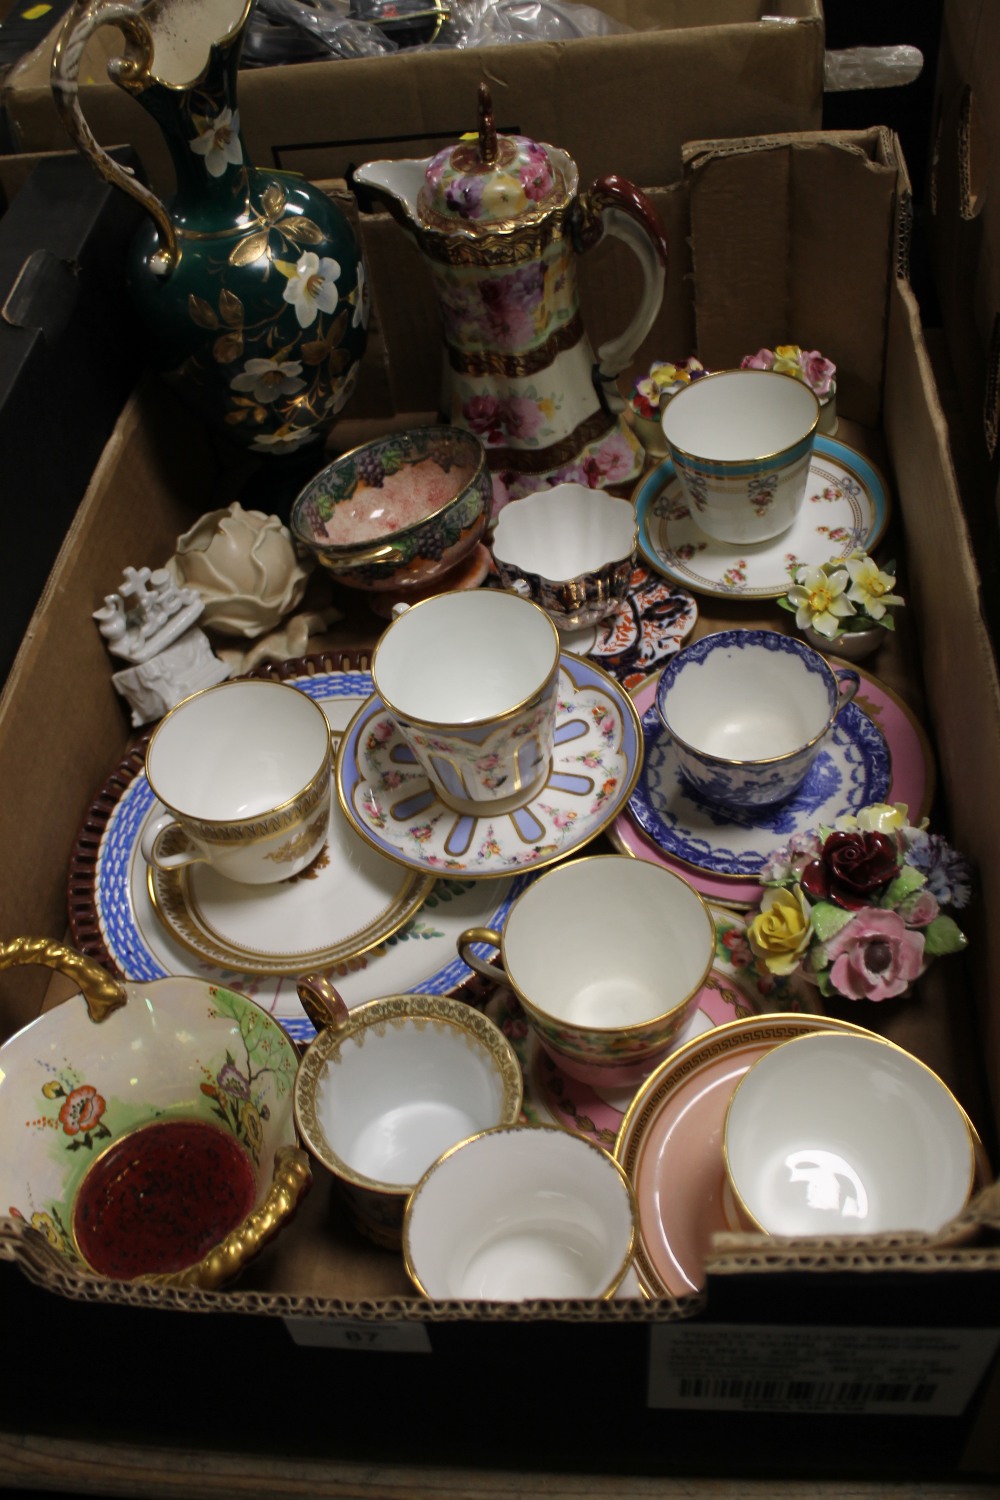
[
  {"left": 51, "top": 0, "right": 180, "bottom": 274},
  {"left": 574, "top": 175, "right": 669, "bottom": 407}
]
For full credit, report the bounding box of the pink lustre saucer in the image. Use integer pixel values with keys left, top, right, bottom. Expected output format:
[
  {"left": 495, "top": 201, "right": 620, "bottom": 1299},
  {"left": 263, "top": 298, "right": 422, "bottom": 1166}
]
[
  {"left": 483, "top": 905, "right": 786, "bottom": 1150},
  {"left": 336, "top": 654, "right": 642, "bottom": 878},
  {"left": 614, "top": 1012, "right": 876, "bottom": 1299},
  {"left": 608, "top": 656, "right": 935, "bottom": 909}
]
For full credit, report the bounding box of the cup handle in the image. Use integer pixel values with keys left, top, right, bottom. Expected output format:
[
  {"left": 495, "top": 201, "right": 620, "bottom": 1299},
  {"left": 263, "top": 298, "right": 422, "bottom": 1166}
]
[
  {"left": 835, "top": 666, "right": 861, "bottom": 711},
  {"left": 457, "top": 926, "right": 505, "bottom": 982},
  {"left": 139, "top": 812, "right": 208, "bottom": 872},
  {"left": 296, "top": 974, "right": 351, "bottom": 1033}
]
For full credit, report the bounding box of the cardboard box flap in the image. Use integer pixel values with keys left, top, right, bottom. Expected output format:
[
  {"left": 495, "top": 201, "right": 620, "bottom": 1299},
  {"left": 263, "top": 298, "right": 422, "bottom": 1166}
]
[
  {"left": 683, "top": 130, "right": 902, "bottom": 427},
  {"left": 3, "top": 0, "right": 824, "bottom": 193}
]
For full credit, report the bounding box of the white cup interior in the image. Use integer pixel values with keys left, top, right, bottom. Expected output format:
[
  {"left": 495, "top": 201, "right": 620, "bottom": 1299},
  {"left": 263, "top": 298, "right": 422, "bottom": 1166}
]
[
  {"left": 490, "top": 483, "right": 637, "bottom": 581},
  {"left": 145, "top": 680, "right": 329, "bottom": 819},
  {"left": 373, "top": 590, "right": 559, "bottom": 724},
  {"left": 405, "top": 1127, "right": 635, "bottom": 1299},
  {"left": 502, "top": 856, "right": 712, "bottom": 1028},
  {"left": 724, "top": 1032, "right": 975, "bottom": 1236},
  {"left": 314, "top": 1018, "right": 507, "bottom": 1187},
  {"left": 663, "top": 639, "right": 832, "bottom": 760},
  {"left": 661, "top": 368, "right": 819, "bottom": 462}
]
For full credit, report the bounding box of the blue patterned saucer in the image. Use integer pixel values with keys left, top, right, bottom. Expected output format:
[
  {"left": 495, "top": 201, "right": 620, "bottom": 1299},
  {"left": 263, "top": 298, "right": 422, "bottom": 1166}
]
[{"left": 628, "top": 702, "right": 892, "bottom": 878}]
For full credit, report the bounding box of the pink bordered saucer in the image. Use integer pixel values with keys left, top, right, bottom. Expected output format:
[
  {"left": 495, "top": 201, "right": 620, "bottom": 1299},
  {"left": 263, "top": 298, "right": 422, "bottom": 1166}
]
[
  {"left": 607, "top": 656, "right": 935, "bottom": 909},
  {"left": 614, "top": 1013, "right": 991, "bottom": 1300},
  {"left": 482, "top": 905, "right": 795, "bottom": 1150},
  {"left": 614, "top": 1012, "right": 876, "bottom": 1299}
]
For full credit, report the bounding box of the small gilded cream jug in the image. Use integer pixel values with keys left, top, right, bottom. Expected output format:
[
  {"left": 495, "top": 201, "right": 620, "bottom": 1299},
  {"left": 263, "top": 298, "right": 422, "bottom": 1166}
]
[{"left": 354, "top": 83, "right": 669, "bottom": 502}]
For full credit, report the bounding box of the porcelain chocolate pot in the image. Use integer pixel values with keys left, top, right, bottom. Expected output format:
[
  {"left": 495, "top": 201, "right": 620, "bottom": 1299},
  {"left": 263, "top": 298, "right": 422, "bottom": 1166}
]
[{"left": 354, "top": 84, "right": 669, "bottom": 502}]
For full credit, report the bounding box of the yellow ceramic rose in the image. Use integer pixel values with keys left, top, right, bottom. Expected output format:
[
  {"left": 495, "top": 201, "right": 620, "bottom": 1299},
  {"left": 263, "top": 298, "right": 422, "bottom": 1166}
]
[{"left": 748, "top": 885, "right": 813, "bottom": 976}]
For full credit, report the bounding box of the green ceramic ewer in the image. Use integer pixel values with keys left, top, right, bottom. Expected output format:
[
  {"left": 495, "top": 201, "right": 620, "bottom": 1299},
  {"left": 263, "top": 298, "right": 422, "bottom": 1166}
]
[{"left": 51, "top": 0, "right": 369, "bottom": 456}]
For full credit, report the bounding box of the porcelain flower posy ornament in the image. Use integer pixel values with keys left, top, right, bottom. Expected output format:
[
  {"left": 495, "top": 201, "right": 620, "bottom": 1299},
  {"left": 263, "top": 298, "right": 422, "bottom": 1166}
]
[
  {"left": 747, "top": 803, "right": 971, "bottom": 1003},
  {"left": 779, "top": 549, "right": 904, "bottom": 658},
  {"left": 741, "top": 344, "right": 837, "bottom": 434}
]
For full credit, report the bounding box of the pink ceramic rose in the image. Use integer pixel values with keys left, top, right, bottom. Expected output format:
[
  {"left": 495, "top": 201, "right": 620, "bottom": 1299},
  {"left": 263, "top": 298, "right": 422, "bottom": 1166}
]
[
  {"left": 799, "top": 349, "right": 836, "bottom": 398},
  {"left": 824, "top": 908, "right": 925, "bottom": 1002}
]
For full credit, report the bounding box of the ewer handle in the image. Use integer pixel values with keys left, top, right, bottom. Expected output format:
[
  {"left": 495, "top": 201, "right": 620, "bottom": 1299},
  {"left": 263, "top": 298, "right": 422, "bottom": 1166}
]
[{"left": 51, "top": 0, "right": 179, "bottom": 274}]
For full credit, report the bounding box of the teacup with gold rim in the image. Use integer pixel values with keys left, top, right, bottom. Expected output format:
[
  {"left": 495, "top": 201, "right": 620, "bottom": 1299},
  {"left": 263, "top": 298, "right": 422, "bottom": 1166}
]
[
  {"left": 140, "top": 677, "right": 332, "bottom": 885},
  {"left": 457, "top": 854, "right": 715, "bottom": 1086},
  {"left": 371, "top": 587, "right": 561, "bottom": 815},
  {"left": 292, "top": 978, "right": 523, "bottom": 1249}
]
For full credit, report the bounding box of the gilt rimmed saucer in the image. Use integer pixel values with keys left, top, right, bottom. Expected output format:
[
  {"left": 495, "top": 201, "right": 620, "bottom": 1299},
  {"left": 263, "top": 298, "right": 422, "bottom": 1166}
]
[
  {"left": 145, "top": 807, "right": 435, "bottom": 977},
  {"left": 628, "top": 699, "right": 892, "bottom": 879},
  {"left": 634, "top": 436, "right": 890, "bottom": 599},
  {"left": 609, "top": 662, "right": 934, "bottom": 908},
  {"left": 67, "top": 654, "right": 535, "bottom": 1041},
  {"left": 336, "top": 654, "right": 643, "bottom": 878}
]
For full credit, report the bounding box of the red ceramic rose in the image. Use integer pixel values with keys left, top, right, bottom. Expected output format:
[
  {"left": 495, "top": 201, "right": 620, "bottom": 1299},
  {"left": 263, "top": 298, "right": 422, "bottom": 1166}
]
[{"left": 800, "top": 829, "right": 901, "bottom": 910}]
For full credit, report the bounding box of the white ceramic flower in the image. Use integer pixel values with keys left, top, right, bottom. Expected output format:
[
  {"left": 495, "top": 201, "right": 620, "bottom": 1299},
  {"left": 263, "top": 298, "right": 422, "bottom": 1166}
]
[
  {"left": 845, "top": 554, "right": 904, "bottom": 621},
  {"left": 283, "top": 251, "right": 342, "bottom": 329},
  {"left": 165, "top": 502, "right": 314, "bottom": 637},
  {"left": 230, "top": 357, "right": 307, "bottom": 405},
  {"left": 190, "top": 107, "right": 243, "bottom": 179},
  {"left": 786, "top": 563, "right": 856, "bottom": 639}
]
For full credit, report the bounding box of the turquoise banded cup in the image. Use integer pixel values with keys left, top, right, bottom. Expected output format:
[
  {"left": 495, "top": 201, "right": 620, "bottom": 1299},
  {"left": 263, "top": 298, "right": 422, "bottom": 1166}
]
[{"left": 661, "top": 368, "right": 820, "bottom": 545}]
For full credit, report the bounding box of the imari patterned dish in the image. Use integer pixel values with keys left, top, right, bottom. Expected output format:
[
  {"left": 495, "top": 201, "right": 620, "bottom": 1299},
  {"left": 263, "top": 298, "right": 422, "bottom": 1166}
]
[
  {"left": 634, "top": 436, "right": 890, "bottom": 599},
  {"left": 0, "top": 937, "right": 308, "bottom": 1289},
  {"left": 336, "top": 653, "right": 643, "bottom": 878},
  {"left": 68, "top": 660, "right": 533, "bottom": 1041}
]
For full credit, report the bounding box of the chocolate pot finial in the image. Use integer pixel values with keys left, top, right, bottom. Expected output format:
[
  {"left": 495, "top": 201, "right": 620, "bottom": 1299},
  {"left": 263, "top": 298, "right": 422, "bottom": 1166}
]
[{"left": 477, "top": 81, "right": 498, "bottom": 167}]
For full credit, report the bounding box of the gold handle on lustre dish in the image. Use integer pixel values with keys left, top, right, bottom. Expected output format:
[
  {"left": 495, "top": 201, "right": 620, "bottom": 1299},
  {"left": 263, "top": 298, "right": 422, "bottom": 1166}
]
[
  {"left": 50, "top": 0, "right": 180, "bottom": 274},
  {"left": 296, "top": 973, "right": 352, "bottom": 1033},
  {"left": 0, "top": 936, "right": 128, "bottom": 1023}
]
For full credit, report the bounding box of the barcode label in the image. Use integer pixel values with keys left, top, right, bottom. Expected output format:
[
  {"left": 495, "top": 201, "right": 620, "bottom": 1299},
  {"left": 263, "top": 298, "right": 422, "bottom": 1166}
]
[{"left": 649, "top": 1325, "right": 1000, "bottom": 1415}]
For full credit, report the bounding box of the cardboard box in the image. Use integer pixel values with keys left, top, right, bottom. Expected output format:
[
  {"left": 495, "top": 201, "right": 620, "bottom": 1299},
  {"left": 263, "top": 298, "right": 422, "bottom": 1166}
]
[
  {"left": 925, "top": 0, "right": 1000, "bottom": 622},
  {"left": 4, "top": 129, "right": 1000, "bottom": 1488},
  {"left": 0, "top": 149, "right": 144, "bottom": 685},
  {"left": 2, "top": 0, "right": 824, "bottom": 195}
]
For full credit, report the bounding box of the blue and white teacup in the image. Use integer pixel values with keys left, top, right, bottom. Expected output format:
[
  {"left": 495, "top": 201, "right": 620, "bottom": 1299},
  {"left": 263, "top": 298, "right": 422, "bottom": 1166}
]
[
  {"left": 661, "top": 368, "right": 820, "bottom": 544},
  {"left": 655, "top": 629, "right": 860, "bottom": 812}
]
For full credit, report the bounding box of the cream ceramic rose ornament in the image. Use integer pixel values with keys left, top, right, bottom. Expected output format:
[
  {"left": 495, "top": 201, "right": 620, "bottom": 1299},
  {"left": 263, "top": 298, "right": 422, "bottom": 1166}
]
[{"left": 166, "top": 502, "right": 314, "bottom": 637}]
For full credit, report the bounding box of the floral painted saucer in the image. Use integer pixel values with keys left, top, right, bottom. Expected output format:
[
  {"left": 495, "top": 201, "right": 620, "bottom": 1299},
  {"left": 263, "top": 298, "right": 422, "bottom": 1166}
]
[
  {"left": 67, "top": 654, "right": 535, "bottom": 1042},
  {"left": 484, "top": 906, "right": 800, "bottom": 1150},
  {"left": 609, "top": 663, "right": 934, "bottom": 908},
  {"left": 634, "top": 436, "right": 890, "bottom": 599},
  {"left": 629, "top": 699, "right": 892, "bottom": 879},
  {"left": 336, "top": 654, "right": 643, "bottom": 878},
  {"left": 557, "top": 564, "right": 698, "bottom": 690}
]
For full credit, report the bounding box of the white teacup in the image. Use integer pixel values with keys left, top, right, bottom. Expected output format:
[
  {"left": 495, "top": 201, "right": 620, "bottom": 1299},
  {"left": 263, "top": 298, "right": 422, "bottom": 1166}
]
[
  {"left": 661, "top": 368, "right": 820, "bottom": 544},
  {"left": 655, "top": 629, "right": 859, "bottom": 812},
  {"left": 371, "top": 588, "right": 561, "bottom": 815},
  {"left": 141, "top": 678, "right": 332, "bottom": 885},
  {"left": 458, "top": 854, "right": 715, "bottom": 1086},
  {"left": 403, "top": 1124, "right": 637, "bottom": 1300},
  {"left": 293, "top": 980, "right": 523, "bottom": 1248}
]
